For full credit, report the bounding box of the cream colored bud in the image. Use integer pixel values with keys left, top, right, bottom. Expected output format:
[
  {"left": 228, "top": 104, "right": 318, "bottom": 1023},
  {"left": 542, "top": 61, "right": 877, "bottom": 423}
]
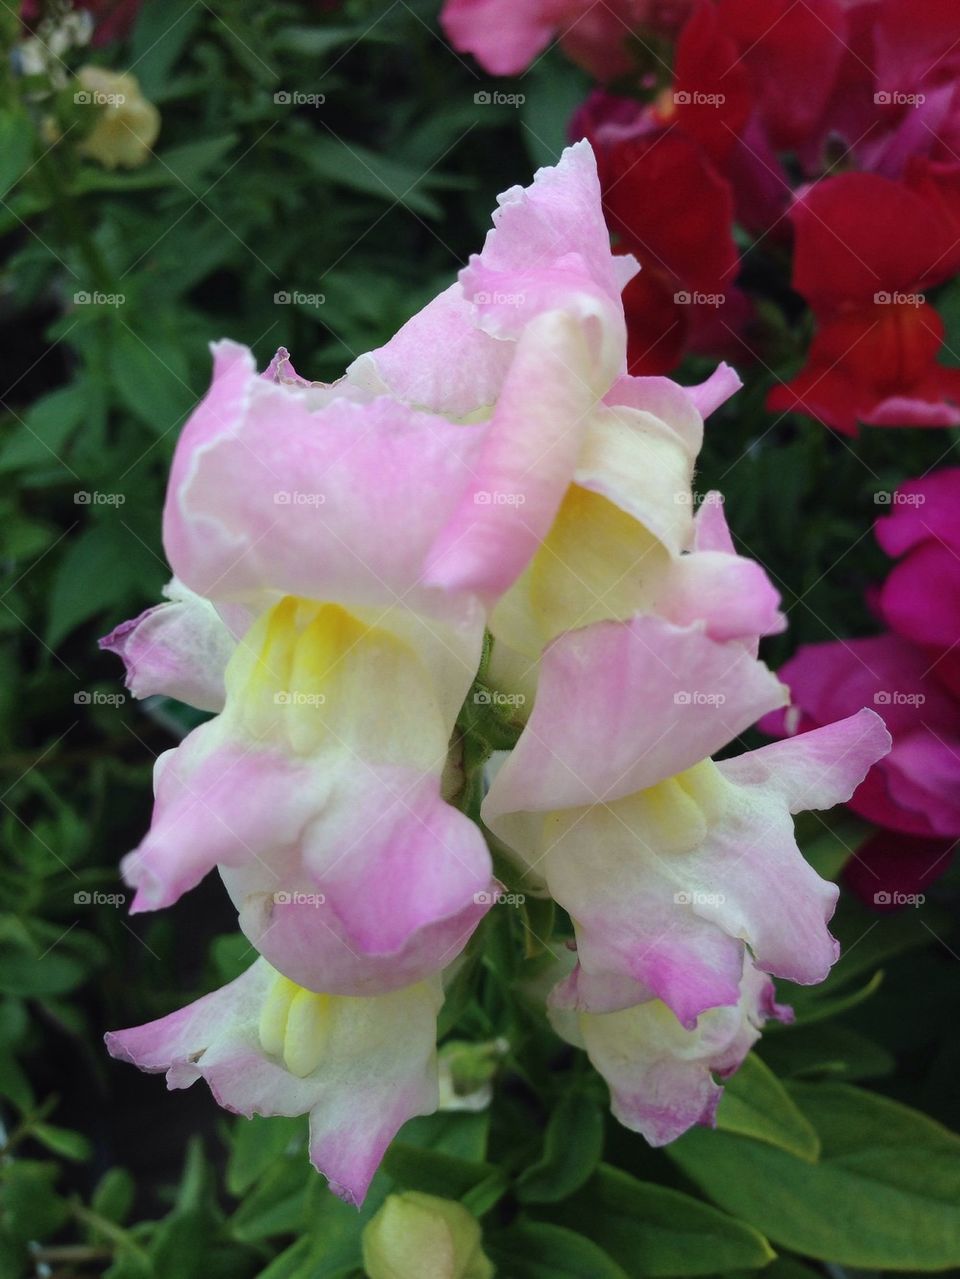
[
  {"left": 75, "top": 66, "right": 159, "bottom": 169},
  {"left": 362, "top": 1191, "right": 494, "bottom": 1279}
]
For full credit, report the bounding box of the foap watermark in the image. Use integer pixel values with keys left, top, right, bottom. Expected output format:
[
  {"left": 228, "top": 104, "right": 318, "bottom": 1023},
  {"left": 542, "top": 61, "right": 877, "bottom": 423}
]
[
  {"left": 474, "top": 889, "right": 526, "bottom": 906},
  {"left": 675, "top": 490, "right": 725, "bottom": 506},
  {"left": 874, "top": 290, "right": 924, "bottom": 307},
  {"left": 74, "top": 490, "right": 125, "bottom": 506},
  {"left": 474, "top": 490, "right": 525, "bottom": 506},
  {"left": 74, "top": 690, "right": 125, "bottom": 707},
  {"left": 674, "top": 889, "right": 726, "bottom": 908},
  {"left": 274, "top": 90, "right": 326, "bottom": 106},
  {"left": 674, "top": 90, "right": 726, "bottom": 107},
  {"left": 875, "top": 90, "right": 926, "bottom": 107},
  {"left": 274, "top": 490, "right": 326, "bottom": 506},
  {"left": 274, "top": 691, "right": 326, "bottom": 707},
  {"left": 474, "top": 688, "right": 526, "bottom": 708},
  {"left": 874, "top": 690, "right": 925, "bottom": 707},
  {"left": 674, "top": 690, "right": 727, "bottom": 706},
  {"left": 274, "top": 290, "right": 325, "bottom": 306},
  {"left": 874, "top": 489, "right": 926, "bottom": 507},
  {"left": 474, "top": 89, "right": 525, "bottom": 107},
  {"left": 874, "top": 890, "right": 925, "bottom": 907},
  {"left": 674, "top": 290, "right": 725, "bottom": 308},
  {"left": 74, "top": 290, "right": 125, "bottom": 307},
  {"left": 274, "top": 890, "right": 327, "bottom": 907},
  {"left": 75, "top": 88, "right": 125, "bottom": 106},
  {"left": 472, "top": 290, "right": 525, "bottom": 307},
  {"left": 75, "top": 890, "right": 126, "bottom": 906}
]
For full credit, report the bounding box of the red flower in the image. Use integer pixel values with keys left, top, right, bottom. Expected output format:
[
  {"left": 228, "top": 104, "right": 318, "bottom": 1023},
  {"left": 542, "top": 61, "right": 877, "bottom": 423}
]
[
  {"left": 768, "top": 171, "right": 960, "bottom": 433},
  {"left": 843, "top": 829, "right": 955, "bottom": 912},
  {"left": 716, "top": 0, "right": 850, "bottom": 152},
  {"left": 599, "top": 129, "right": 745, "bottom": 374}
]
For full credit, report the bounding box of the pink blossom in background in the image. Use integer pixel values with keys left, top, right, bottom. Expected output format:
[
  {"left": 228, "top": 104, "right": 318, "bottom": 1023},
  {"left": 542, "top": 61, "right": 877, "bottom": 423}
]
[
  {"left": 763, "top": 469, "right": 960, "bottom": 905},
  {"left": 440, "top": 0, "right": 694, "bottom": 78}
]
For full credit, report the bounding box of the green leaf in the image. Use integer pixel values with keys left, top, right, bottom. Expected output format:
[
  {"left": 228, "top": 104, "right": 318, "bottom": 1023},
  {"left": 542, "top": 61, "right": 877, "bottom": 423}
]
[
  {"left": 380, "top": 1143, "right": 494, "bottom": 1199},
  {"left": 516, "top": 1091, "right": 605, "bottom": 1203},
  {"left": 91, "top": 1168, "right": 136, "bottom": 1226},
  {"left": 669, "top": 1082, "right": 960, "bottom": 1269},
  {"left": 0, "top": 111, "right": 33, "bottom": 201},
  {"left": 716, "top": 1054, "right": 820, "bottom": 1160},
  {"left": 400, "top": 1110, "right": 490, "bottom": 1163},
  {"left": 149, "top": 1206, "right": 216, "bottom": 1279},
  {"left": 273, "top": 23, "right": 396, "bottom": 56},
  {"left": 778, "top": 969, "right": 884, "bottom": 1028},
  {"left": 109, "top": 326, "right": 193, "bottom": 435},
  {"left": 0, "top": 386, "right": 85, "bottom": 474},
  {"left": 230, "top": 1156, "right": 309, "bottom": 1242},
  {"left": 0, "top": 949, "right": 86, "bottom": 997},
  {"left": 300, "top": 139, "right": 443, "bottom": 217},
  {"left": 129, "top": 0, "right": 204, "bottom": 98},
  {"left": 758, "top": 1025, "right": 894, "bottom": 1082},
  {"left": 46, "top": 523, "right": 163, "bottom": 647},
  {"left": 540, "top": 1165, "right": 775, "bottom": 1277},
  {"left": 0, "top": 1051, "right": 33, "bottom": 1112},
  {"left": 488, "top": 1221, "right": 628, "bottom": 1279},
  {"left": 227, "top": 1115, "right": 304, "bottom": 1196},
  {"left": 32, "top": 1122, "right": 93, "bottom": 1162},
  {"left": 520, "top": 56, "right": 591, "bottom": 170},
  {"left": 0, "top": 1161, "right": 69, "bottom": 1243}
]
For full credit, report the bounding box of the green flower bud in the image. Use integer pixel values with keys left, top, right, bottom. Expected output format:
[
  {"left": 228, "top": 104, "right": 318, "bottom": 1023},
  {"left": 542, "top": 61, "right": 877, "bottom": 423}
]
[
  {"left": 362, "top": 1191, "right": 494, "bottom": 1279},
  {"left": 438, "top": 1037, "right": 509, "bottom": 1111}
]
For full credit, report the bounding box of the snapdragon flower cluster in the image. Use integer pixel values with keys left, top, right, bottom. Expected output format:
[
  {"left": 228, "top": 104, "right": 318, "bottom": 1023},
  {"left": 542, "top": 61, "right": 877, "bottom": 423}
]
[{"left": 103, "top": 142, "right": 890, "bottom": 1206}]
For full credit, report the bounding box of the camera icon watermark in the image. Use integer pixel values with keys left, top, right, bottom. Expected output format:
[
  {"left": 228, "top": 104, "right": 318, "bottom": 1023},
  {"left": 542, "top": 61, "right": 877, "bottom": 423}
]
[
  {"left": 874, "top": 489, "right": 926, "bottom": 507},
  {"left": 273, "top": 490, "right": 326, "bottom": 506},
  {"left": 673, "top": 90, "right": 726, "bottom": 107},
  {"left": 674, "top": 290, "right": 725, "bottom": 308},
  {"left": 274, "top": 91, "right": 325, "bottom": 107},
  {"left": 874, "top": 690, "right": 925, "bottom": 707},
  {"left": 273, "top": 890, "right": 326, "bottom": 907},
  {"left": 74, "top": 291, "right": 125, "bottom": 307},
  {"left": 674, "top": 690, "right": 727, "bottom": 706},
  {"left": 873, "top": 290, "right": 924, "bottom": 307},
  {"left": 874, "top": 890, "right": 925, "bottom": 906},
  {"left": 473, "top": 89, "right": 525, "bottom": 107},
  {"left": 74, "top": 490, "right": 125, "bottom": 505},
  {"left": 75, "top": 89, "right": 126, "bottom": 106},
  {"left": 874, "top": 90, "right": 925, "bottom": 107},
  {"left": 273, "top": 691, "right": 326, "bottom": 707},
  {"left": 473, "top": 889, "right": 525, "bottom": 906},
  {"left": 273, "top": 290, "right": 325, "bottom": 306},
  {"left": 473, "top": 688, "right": 526, "bottom": 707},
  {"left": 474, "top": 490, "right": 526, "bottom": 506},
  {"left": 74, "top": 690, "right": 126, "bottom": 706},
  {"left": 674, "top": 889, "right": 726, "bottom": 907}
]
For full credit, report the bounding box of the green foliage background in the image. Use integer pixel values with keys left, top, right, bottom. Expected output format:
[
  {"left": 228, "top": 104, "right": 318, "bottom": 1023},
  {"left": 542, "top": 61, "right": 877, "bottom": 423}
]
[{"left": 2, "top": 2, "right": 960, "bottom": 1276}]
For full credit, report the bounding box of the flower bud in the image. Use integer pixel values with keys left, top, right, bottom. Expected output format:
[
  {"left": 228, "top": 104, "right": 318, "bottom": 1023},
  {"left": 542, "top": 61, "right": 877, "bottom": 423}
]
[
  {"left": 75, "top": 66, "right": 159, "bottom": 169},
  {"left": 362, "top": 1191, "right": 493, "bottom": 1279},
  {"left": 438, "top": 1037, "right": 508, "bottom": 1111}
]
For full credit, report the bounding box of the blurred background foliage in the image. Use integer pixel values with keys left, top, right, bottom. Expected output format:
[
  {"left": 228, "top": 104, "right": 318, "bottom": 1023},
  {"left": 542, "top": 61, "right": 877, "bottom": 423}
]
[{"left": 2, "top": 1, "right": 960, "bottom": 1277}]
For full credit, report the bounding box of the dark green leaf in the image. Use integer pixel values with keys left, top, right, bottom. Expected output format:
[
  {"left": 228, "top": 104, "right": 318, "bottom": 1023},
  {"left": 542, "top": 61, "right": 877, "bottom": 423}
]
[
  {"left": 516, "top": 1091, "right": 604, "bottom": 1202},
  {"left": 669, "top": 1082, "right": 960, "bottom": 1268}
]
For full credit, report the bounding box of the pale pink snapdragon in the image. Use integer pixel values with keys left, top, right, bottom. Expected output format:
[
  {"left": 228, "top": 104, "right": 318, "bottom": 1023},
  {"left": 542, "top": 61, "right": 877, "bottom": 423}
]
[{"left": 103, "top": 141, "right": 892, "bottom": 1192}]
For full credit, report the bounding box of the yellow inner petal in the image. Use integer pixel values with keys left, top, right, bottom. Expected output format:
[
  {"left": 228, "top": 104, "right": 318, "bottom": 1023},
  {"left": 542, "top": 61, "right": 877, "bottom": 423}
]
[
  {"left": 258, "top": 968, "right": 336, "bottom": 1078},
  {"left": 620, "top": 759, "right": 730, "bottom": 855},
  {"left": 491, "top": 484, "right": 669, "bottom": 656},
  {"left": 222, "top": 596, "right": 423, "bottom": 756}
]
